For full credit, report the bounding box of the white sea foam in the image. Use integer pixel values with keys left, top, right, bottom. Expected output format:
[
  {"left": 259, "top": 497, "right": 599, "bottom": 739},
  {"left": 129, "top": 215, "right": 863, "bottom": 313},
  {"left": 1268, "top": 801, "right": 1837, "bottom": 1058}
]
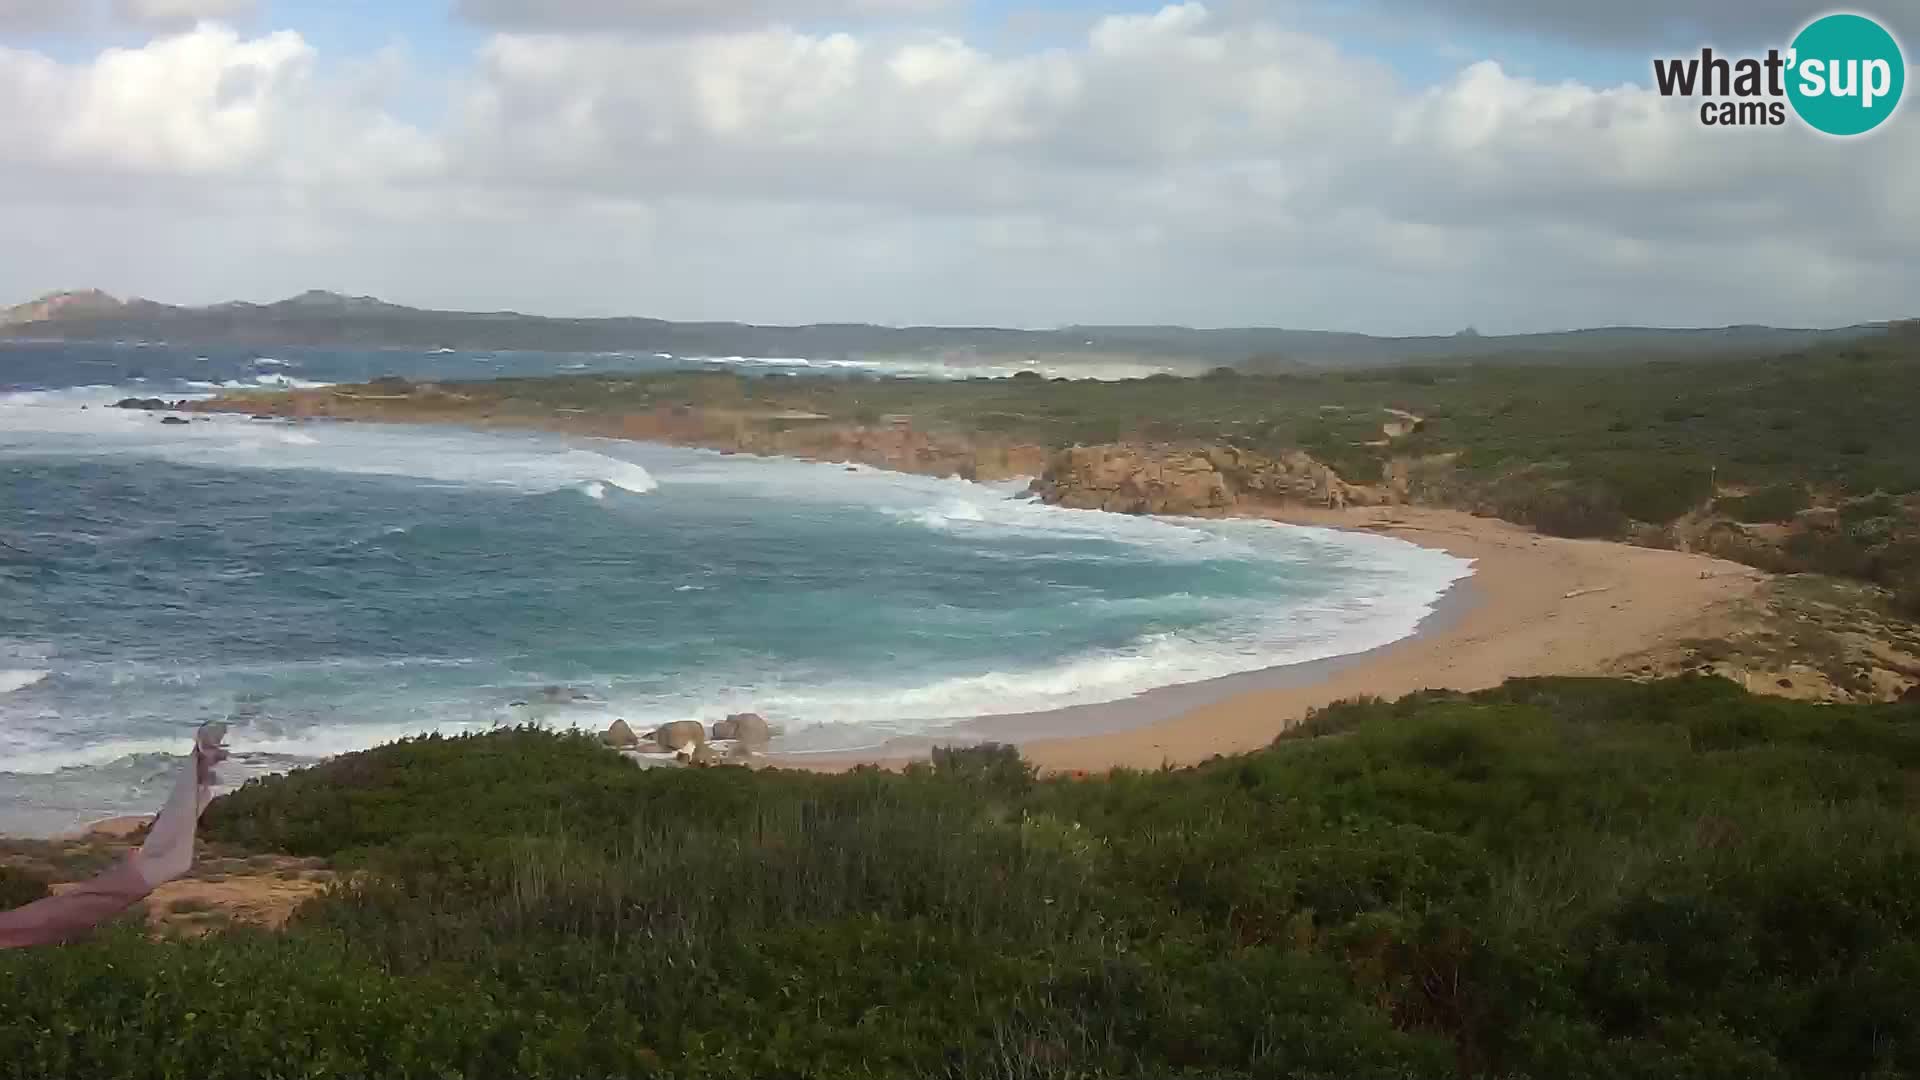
[
  {"left": 588, "top": 560, "right": 1463, "bottom": 747},
  {"left": 672, "top": 455, "right": 1279, "bottom": 562},
  {"left": 694, "top": 356, "right": 814, "bottom": 369},
  {"left": 182, "top": 375, "right": 333, "bottom": 392},
  {"left": 0, "top": 386, "right": 658, "bottom": 496},
  {"left": 602, "top": 459, "right": 659, "bottom": 494},
  {"left": 0, "top": 719, "right": 502, "bottom": 776},
  {"left": 0, "top": 736, "right": 193, "bottom": 774},
  {"left": 0, "top": 669, "right": 50, "bottom": 695},
  {"left": 678, "top": 353, "right": 1179, "bottom": 382},
  {"left": 252, "top": 373, "right": 330, "bottom": 389},
  {"left": 907, "top": 498, "right": 987, "bottom": 531}
]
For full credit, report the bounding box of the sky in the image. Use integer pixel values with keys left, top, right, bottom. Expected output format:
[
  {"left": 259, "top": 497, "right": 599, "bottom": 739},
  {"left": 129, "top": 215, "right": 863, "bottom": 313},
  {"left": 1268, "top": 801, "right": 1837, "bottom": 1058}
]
[{"left": 0, "top": 0, "right": 1913, "bottom": 334}]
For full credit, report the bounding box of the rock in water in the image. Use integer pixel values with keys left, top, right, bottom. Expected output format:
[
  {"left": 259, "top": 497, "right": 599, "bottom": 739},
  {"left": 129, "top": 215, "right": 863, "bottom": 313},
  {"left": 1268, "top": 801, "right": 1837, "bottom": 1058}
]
[
  {"left": 713, "top": 712, "right": 772, "bottom": 750},
  {"left": 159, "top": 416, "right": 191, "bottom": 426},
  {"left": 651, "top": 721, "right": 707, "bottom": 751},
  {"left": 114, "top": 397, "right": 167, "bottom": 411},
  {"left": 602, "top": 719, "right": 639, "bottom": 748}
]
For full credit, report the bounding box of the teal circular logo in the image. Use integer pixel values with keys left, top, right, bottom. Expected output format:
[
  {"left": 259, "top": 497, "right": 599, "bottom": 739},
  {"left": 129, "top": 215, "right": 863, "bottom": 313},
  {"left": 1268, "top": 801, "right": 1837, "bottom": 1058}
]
[{"left": 1787, "top": 13, "right": 1906, "bottom": 136}]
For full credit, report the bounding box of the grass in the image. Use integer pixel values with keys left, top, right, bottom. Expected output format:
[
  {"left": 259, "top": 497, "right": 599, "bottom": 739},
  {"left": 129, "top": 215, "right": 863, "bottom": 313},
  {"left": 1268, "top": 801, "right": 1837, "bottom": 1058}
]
[{"left": 4, "top": 677, "right": 1919, "bottom": 1077}]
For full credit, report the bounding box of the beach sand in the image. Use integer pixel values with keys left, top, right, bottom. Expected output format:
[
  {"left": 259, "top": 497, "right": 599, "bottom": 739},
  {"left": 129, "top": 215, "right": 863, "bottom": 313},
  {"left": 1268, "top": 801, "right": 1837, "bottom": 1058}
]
[{"left": 780, "top": 504, "right": 1767, "bottom": 774}]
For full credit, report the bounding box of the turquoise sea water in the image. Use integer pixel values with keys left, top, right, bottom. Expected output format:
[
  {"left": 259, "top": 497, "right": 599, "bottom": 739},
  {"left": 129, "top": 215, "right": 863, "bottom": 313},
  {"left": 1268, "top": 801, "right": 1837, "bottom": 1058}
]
[{"left": 0, "top": 344, "right": 1471, "bottom": 834}]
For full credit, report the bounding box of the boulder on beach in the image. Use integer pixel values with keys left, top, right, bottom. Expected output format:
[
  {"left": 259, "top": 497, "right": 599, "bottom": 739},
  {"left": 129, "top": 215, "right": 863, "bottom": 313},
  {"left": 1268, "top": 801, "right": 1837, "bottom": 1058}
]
[
  {"left": 159, "top": 416, "right": 191, "bottom": 426},
  {"left": 651, "top": 720, "right": 707, "bottom": 751},
  {"left": 602, "top": 719, "right": 639, "bottom": 748},
  {"left": 712, "top": 712, "right": 771, "bottom": 750},
  {"left": 114, "top": 397, "right": 168, "bottom": 411}
]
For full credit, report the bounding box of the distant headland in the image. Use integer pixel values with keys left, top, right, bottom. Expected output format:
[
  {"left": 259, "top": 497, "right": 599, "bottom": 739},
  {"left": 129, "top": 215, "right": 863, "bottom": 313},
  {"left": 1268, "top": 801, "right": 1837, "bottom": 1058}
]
[{"left": 1, "top": 288, "right": 1894, "bottom": 370}]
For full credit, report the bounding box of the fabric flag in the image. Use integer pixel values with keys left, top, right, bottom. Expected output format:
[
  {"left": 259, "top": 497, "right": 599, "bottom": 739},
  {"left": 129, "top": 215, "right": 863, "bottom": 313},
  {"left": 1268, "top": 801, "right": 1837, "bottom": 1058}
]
[{"left": 0, "top": 722, "right": 229, "bottom": 949}]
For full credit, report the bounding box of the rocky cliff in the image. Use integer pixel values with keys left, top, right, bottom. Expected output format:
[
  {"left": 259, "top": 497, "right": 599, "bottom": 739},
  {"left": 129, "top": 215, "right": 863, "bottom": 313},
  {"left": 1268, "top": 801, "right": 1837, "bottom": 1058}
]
[{"left": 1029, "top": 443, "right": 1398, "bottom": 515}]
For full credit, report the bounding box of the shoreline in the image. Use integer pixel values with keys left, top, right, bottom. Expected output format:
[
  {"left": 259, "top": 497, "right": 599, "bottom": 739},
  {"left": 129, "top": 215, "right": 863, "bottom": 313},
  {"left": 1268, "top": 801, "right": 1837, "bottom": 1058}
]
[
  {"left": 774, "top": 569, "right": 1481, "bottom": 762},
  {"left": 776, "top": 505, "right": 1765, "bottom": 773},
  {"left": 80, "top": 395, "right": 1771, "bottom": 782}
]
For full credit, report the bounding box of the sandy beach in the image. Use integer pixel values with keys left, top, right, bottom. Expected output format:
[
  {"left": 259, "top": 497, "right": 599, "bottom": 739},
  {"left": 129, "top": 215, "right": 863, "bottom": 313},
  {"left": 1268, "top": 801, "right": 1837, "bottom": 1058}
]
[{"left": 782, "top": 503, "right": 1767, "bottom": 773}]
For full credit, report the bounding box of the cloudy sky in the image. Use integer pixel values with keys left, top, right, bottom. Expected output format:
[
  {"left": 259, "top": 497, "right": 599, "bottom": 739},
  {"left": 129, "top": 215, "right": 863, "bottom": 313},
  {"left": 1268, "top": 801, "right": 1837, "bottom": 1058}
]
[{"left": 0, "top": 0, "right": 1911, "bottom": 334}]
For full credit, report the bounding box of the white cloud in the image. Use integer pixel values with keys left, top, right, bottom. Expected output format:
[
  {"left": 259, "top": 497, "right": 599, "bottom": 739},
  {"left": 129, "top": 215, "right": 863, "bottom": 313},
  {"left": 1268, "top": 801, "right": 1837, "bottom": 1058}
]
[
  {"left": 114, "top": 0, "right": 256, "bottom": 26},
  {"left": 454, "top": 0, "right": 955, "bottom": 33},
  {"left": 0, "top": 0, "right": 79, "bottom": 31},
  {"left": 1357, "top": 0, "right": 1911, "bottom": 48},
  {"left": 0, "top": 0, "right": 257, "bottom": 33},
  {"left": 0, "top": 24, "right": 440, "bottom": 200},
  {"left": 0, "top": 3, "right": 1913, "bottom": 334}
]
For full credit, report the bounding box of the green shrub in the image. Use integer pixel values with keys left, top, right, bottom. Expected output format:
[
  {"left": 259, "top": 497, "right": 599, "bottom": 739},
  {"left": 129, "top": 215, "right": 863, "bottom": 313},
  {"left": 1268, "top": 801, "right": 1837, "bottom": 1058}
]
[
  {"left": 0, "top": 864, "right": 50, "bottom": 908},
  {"left": 1722, "top": 484, "right": 1812, "bottom": 523},
  {"left": 1841, "top": 493, "right": 1900, "bottom": 521},
  {"left": 1510, "top": 484, "right": 1630, "bottom": 538},
  {"left": 0, "top": 681, "right": 1851, "bottom": 1074},
  {"left": 923, "top": 741, "right": 1036, "bottom": 795},
  {"left": 1592, "top": 461, "right": 1714, "bottom": 524}
]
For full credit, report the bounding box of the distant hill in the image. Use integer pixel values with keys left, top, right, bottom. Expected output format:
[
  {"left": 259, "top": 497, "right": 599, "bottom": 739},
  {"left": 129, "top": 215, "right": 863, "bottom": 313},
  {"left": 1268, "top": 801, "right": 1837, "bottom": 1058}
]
[
  {"left": 0, "top": 288, "right": 1892, "bottom": 369},
  {"left": 2, "top": 289, "right": 130, "bottom": 326}
]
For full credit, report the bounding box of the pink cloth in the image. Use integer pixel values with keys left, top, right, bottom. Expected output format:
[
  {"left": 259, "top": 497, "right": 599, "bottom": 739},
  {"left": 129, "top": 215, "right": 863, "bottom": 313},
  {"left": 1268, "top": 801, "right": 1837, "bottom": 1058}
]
[{"left": 0, "top": 723, "right": 228, "bottom": 949}]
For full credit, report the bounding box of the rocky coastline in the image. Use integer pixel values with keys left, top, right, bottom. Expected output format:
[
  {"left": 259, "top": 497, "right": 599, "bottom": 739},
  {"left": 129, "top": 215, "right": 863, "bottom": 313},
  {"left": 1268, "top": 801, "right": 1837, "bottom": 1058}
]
[{"left": 176, "top": 383, "right": 1394, "bottom": 518}]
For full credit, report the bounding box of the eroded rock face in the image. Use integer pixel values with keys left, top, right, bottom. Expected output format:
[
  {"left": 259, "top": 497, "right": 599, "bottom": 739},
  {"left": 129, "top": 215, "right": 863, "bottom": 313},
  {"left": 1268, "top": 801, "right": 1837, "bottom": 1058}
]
[
  {"left": 651, "top": 721, "right": 707, "bottom": 751},
  {"left": 1027, "top": 444, "right": 1376, "bottom": 516},
  {"left": 711, "top": 712, "right": 771, "bottom": 749},
  {"left": 1030, "top": 446, "right": 1231, "bottom": 515}
]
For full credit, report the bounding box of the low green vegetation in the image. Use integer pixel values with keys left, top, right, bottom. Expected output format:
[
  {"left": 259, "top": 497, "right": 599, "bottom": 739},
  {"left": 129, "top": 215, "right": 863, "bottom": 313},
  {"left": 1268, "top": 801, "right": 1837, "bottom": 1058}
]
[
  {"left": 395, "top": 324, "right": 1920, "bottom": 584},
  {"left": 0, "top": 864, "right": 49, "bottom": 908},
  {"left": 1721, "top": 484, "right": 1814, "bottom": 525},
  {"left": 4, "top": 677, "right": 1919, "bottom": 1077}
]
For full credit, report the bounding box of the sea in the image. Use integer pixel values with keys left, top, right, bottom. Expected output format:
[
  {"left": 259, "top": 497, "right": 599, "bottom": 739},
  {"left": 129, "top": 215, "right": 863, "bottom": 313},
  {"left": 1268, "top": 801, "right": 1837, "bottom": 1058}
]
[{"left": 0, "top": 342, "right": 1472, "bottom": 835}]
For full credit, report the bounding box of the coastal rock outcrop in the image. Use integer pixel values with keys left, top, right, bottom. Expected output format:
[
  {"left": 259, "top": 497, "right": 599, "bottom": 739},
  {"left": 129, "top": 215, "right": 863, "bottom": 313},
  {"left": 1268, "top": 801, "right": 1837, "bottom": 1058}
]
[
  {"left": 602, "top": 719, "right": 639, "bottom": 748},
  {"left": 712, "top": 712, "right": 771, "bottom": 750},
  {"left": 651, "top": 721, "right": 707, "bottom": 751},
  {"left": 1031, "top": 446, "right": 1232, "bottom": 515},
  {"left": 1027, "top": 444, "right": 1387, "bottom": 516}
]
